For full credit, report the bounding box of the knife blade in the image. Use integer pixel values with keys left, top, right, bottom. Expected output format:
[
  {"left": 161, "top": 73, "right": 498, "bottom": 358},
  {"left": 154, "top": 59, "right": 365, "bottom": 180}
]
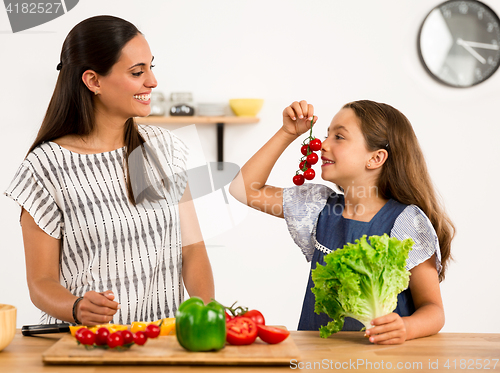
[{"left": 22, "top": 323, "right": 71, "bottom": 336}]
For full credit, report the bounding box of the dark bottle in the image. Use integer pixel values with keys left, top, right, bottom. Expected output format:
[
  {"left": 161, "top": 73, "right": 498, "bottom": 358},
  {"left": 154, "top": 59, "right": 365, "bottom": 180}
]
[
  {"left": 170, "top": 92, "right": 195, "bottom": 116},
  {"left": 170, "top": 104, "right": 195, "bottom": 116}
]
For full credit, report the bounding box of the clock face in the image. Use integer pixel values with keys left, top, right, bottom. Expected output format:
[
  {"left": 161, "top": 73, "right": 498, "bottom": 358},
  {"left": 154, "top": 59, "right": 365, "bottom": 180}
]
[{"left": 418, "top": 0, "right": 500, "bottom": 87}]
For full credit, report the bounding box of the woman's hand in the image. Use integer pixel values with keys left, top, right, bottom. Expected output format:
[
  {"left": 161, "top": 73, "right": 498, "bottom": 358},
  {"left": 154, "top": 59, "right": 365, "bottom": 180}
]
[
  {"left": 365, "top": 313, "right": 407, "bottom": 345},
  {"left": 75, "top": 290, "right": 120, "bottom": 325},
  {"left": 282, "top": 100, "right": 317, "bottom": 137}
]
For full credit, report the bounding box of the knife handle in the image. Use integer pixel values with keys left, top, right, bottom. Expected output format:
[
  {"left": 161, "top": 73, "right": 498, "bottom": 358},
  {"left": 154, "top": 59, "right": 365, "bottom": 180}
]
[{"left": 22, "top": 323, "right": 71, "bottom": 336}]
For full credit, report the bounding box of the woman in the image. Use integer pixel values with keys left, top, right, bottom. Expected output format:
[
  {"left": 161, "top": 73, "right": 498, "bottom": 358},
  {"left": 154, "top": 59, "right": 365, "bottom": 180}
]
[{"left": 4, "top": 15, "right": 214, "bottom": 326}]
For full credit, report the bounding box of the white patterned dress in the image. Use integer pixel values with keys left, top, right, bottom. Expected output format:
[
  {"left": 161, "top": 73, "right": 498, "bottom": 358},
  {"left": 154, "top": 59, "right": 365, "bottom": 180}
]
[{"left": 4, "top": 125, "right": 188, "bottom": 325}]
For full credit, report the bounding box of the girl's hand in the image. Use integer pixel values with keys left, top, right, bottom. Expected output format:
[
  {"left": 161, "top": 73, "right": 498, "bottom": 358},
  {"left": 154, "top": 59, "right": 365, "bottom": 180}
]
[
  {"left": 282, "top": 100, "right": 317, "bottom": 137},
  {"left": 365, "top": 313, "right": 407, "bottom": 345},
  {"left": 76, "top": 290, "right": 120, "bottom": 325}
]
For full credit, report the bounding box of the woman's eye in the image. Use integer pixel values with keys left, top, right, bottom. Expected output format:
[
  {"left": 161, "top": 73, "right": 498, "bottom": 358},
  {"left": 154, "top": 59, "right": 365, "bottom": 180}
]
[
  {"left": 150, "top": 64, "right": 155, "bottom": 69},
  {"left": 335, "top": 135, "right": 344, "bottom": 140},
  {"left": 132, "top": 71, "right": 144, "bottom": 77}
]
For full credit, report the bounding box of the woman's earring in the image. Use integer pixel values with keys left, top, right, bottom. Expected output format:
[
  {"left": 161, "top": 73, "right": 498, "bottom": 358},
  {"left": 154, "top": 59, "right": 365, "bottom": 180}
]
[
  {"left": 95, "top": 90, "right": 98, "bottom": 96},
  {"left": 367, "top": 163, "right": 371, "bottom": 167}
]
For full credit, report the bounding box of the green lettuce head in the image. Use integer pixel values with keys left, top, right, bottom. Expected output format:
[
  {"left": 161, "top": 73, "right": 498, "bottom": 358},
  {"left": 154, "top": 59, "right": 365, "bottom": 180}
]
[{"left": 311, "top": 234, "right": 413, "bottom": 338}]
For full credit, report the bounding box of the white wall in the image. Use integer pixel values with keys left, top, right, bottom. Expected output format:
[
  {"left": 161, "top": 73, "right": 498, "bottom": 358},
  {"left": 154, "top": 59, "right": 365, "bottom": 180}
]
[{"left": 1, "top": 0, "right": 498, "bottom": 333}]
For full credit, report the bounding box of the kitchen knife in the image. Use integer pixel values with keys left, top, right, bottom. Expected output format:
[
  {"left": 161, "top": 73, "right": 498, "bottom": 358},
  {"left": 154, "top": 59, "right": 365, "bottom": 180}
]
[{"left": 22, "top": 323, "right": 71, "bottom": 336}]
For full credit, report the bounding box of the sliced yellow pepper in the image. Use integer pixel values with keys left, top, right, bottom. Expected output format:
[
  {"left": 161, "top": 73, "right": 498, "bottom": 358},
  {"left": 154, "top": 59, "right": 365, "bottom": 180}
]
[
  {"left": 130, "top": 321, "right": 149, "bottom": 334},
  {"left": 107, "top": 324, "right": 128, "bottom": 333},
  {"left": 156, "top": 318, "right": 176, "bottom": 336}
]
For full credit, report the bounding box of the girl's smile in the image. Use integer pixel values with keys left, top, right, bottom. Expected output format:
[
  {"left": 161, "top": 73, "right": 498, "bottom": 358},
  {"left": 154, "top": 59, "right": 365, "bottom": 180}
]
[{"left": 321, "top": 156, "right": 335, "bottom": 167}]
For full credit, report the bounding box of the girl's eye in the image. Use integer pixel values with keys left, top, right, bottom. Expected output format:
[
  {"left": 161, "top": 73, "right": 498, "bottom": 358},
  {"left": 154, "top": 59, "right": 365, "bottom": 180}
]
[
  {"left": 335, "top": 135, "right": 344, "bottom": 140},
  {"left": 150, "top": 64, "right": 155, "bottom": 69}
]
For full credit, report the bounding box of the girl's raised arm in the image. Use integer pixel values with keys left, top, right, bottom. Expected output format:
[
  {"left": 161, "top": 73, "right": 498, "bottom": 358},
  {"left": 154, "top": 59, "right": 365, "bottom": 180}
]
[{"left": 229, "top": 100, "right": 317, "bottom": 218}]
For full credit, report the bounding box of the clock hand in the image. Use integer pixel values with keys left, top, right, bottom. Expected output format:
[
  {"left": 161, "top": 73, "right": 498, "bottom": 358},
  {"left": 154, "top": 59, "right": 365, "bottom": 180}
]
[
  {"left": 457, "top": 38, "right": 486, "bottom": 64},
  {"left": 458, "top": 40, "right": 499, "bottom": 50}
]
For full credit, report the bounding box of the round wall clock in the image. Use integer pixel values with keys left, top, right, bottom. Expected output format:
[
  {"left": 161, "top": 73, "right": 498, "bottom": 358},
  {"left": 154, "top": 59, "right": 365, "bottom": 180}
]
[{"left": 418, "top": 0, "right": 500, "bottom": 87}]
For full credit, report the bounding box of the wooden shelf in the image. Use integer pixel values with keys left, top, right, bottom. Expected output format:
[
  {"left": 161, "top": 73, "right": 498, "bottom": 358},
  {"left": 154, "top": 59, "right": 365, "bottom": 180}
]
[
  {"left": 135, "top": 116, "right": 260, "bottom": 125},
  {"left": 135, "top": 116, "right": 260, "bottom": 170}
]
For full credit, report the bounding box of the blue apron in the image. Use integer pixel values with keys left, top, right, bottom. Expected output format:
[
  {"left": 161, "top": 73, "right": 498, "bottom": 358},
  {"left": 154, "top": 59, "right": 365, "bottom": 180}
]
[{"left": 298, "top": 193, "right": 416, "bottom": 331}]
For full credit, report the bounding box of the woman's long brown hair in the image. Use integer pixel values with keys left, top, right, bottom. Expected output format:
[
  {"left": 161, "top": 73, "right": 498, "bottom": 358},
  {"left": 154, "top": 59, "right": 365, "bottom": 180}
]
[
  {"left": 26, "top": 15, "right": 166, "bottom": 205},
  {"left": 344, "top": 100, "right": 454, "bottom": 282}
]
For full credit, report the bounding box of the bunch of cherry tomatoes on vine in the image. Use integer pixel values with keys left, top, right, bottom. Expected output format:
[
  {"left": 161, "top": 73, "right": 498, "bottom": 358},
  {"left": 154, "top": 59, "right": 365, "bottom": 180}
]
[{"left": 292, "top": 126, "right": 322, "bottom": 186}]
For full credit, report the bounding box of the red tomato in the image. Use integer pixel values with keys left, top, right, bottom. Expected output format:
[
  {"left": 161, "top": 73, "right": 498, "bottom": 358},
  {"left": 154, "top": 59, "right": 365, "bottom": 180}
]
[
  {"left": 133, "top": 331, "right": 148, "bottom": 346},
  {"left": 75, "top": 328, "right": 96, "bottom": 346},
  {"left": 300, "top": 145, "right": 309, "bottom": 156},
  {"left": 243, "top": 310, "right": 265, "bottom": 326},
  {"left": 299, "top": 160, "right": 309, "bottom": 171},
  {"left": 95, "top": 327, "right": 110, "bottom": 346},
  {"left": 74, "top": 327, "right": 87, "bottom": 340},
  {"left": 120, "top": 330, "right": 134, "bottom": 345},
  {"left": 307, "top": 153, "right": 318, "bottom": 164},
  {"left": 226, "top": 317, "right": 258, "bottom": 345},
  {"left": 306, "top": 153, "right": 318, "bottom": 165},
  {"left": 309, "top": 138, "right": 322, "bottom": 151},
  {"left": 292, "top": 174, "right": 305, "bottom": 186},
  {"left": 144, "top": 324, "right": 160, "bottom": 339},
  {"left": 225, "top": 311, "right": 233, "bottom": 322},
  {"left": 303, "top": 168, "right": 315, "bottom": 180},
  {"left": 107, "top": 332, "right": 124, "bottom": 348},
  {"left": 257, "top": 325, "right": 290, "bottom": 344}
]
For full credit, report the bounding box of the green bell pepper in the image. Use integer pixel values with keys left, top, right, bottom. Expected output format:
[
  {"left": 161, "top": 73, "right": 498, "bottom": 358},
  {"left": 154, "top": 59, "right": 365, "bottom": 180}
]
[{"left": 175, "top": 296, "right": 226, "bottom": 352}]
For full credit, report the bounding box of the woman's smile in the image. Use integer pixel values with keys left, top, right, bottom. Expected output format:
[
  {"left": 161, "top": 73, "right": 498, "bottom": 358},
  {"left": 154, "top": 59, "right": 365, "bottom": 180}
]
[{"left": 133, "top": 92, "right": 151, "bottom": 104}]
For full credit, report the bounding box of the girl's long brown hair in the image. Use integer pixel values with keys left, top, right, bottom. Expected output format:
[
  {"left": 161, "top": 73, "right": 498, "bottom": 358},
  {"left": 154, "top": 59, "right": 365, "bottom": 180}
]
[
  {"left": 344, "top": 100, "right": 454, "bottom": 282},
  {"left": 27, "top": 15, "right": 166, "bottom": 205}
]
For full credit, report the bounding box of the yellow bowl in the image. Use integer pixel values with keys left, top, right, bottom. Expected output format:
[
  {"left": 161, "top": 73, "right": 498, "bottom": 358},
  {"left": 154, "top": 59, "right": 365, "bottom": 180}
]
[
  {"left": 229, "top": 99, "right": 264, "bottom": 117},
  {"left": 0, "top": 304, "right": 16, "bottom": 352}
]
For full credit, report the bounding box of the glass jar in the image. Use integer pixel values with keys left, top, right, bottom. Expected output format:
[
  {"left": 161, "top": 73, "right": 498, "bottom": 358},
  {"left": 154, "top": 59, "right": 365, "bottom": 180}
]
[{"left": 149, "top": 91, "right": 166, "bottom": 116}]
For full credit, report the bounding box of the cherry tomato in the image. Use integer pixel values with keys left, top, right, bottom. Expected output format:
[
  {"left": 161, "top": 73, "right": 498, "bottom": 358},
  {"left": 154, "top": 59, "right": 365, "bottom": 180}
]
[
  {"left": 299, "top": 160, "right": 309, "bottom": 171},
  {"left": 120, "top": 330, "right": 134, "bottom": 345},
  {"left": 257, "top": 325, "right": 290, "bottom": 344},
  {"left": 306, "top": 153, "right": 318, "bottom": 165},
  {"left": 304, "top": 168, "right": 315, "bottom": 180},
  {"left": 292, "top": 174, "right": 305, "bottom": 186},
  {"left": 75, "top": 328, "right": 96, "bottom": 346},
  {"left": 226, "top": 317, "right": 258, "bottom": 345},
  {"left": 95, "top": 327, "right": 110, "bottom": 346},
  {"left": 144, "top": 324, "right": 160, "bottom": 339},
  {"left": 74, "top": 327, "right": 87, "bottom": 340},
  {"left": 107, "top": 332, "right": 124, "bottom": 348},
  {"left": 300, "top": 145, "right": 309, "bottom": 156},
  {"left": 133, "top": 331, "right": 148, "bottom": 346},
  {"left": 243, "top": 309, "right": 265, "bottom": 326},
  {"left": 309, "top": 138, "right": 322, "bottom": 151}
]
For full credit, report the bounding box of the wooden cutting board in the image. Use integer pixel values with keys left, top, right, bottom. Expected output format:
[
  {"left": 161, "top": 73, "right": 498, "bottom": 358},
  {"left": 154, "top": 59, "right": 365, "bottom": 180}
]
[{"left": 42, "top": 330, "right": 300, "bottom": 366}]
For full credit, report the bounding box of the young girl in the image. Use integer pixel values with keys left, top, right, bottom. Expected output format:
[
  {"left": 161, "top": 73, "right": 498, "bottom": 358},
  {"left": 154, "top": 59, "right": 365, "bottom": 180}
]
[
  {"left": 4, "top": 16, "right": 214, "bottom": 326},
  {"left": 229, "top": 100, "right": 454, "bottom": 345}
]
